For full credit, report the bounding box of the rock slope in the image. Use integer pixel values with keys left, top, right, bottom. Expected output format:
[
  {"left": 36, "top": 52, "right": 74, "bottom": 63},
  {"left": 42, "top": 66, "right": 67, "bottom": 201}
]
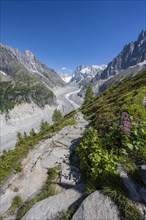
[{"left": 0, "top": 112, "right": 88, "bottom": 219}]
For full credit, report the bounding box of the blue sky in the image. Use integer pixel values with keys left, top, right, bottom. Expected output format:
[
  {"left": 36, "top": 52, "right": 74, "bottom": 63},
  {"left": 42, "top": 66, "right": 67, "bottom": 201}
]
[{"left": 1, "top": 0, "right": 146, "bottom": 72}]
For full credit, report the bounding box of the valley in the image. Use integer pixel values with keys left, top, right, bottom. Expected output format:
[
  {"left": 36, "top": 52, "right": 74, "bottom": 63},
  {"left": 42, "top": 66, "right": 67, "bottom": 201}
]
[
  {"left": 0, "top": 30, "right": 146, "bottom": 220},
  {"left": 1, "top": 84, "right": 83, "bottom": 152}
]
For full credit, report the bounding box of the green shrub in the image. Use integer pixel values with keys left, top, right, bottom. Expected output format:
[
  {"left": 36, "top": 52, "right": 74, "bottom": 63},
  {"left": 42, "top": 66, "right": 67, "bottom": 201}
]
[{"left": 76, "top": 127, "right": 118, "bottom": 182}]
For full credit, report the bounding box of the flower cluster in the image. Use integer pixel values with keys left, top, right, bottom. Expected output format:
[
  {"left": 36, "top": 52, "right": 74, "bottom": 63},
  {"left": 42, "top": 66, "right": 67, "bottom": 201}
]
[{"left": 120, "top": 112, "right": 131, "bottom": 135}]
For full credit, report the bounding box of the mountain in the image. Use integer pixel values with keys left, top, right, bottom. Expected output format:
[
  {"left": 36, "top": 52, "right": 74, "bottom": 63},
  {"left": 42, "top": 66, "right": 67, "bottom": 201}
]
[
  {"left": 100, "top": 30, "right": 146, "bottom": 79},
  {"left": 0, "top": 43, "right": 66, "bottom": 112},
  {"left": 98, "top": 60, "right": 146, "bottom": 95},
  {"left": 79, "top": 30, "right": 146, "bottom": 97},
  {"left": 70, "top": 64, "right": 107, "bottom": 87},
  {"left": 58, "top": 70, "right": 73, "bottom": 83},
  {"left": 4, "top": 44, "right": 65, "bottom": 88}
]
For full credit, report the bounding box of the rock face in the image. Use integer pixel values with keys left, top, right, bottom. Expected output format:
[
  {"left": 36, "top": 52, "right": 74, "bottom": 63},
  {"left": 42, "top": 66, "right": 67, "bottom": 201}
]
[
  {"left": 100, "top": 30, "right": 146, "bottom": 79},
  {"left": 97, "top": 61, "right": 146, "bottom": 95},
  {"left": 79, "top": 30, "right": 146, "bottom": 96},
  {"left": 71, "top": 191, "right": 120, "bottom": 220},
  {"left": 0, "top": 43, "right": 65, "bottom": 88},
  {"left": 70, "top": 65, "right": 107, "bottom": 87}
]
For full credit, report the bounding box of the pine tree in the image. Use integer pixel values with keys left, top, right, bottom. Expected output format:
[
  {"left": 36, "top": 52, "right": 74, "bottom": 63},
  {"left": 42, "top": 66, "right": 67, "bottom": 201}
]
[
  {"left": 40, "top": 120, "right": 49, "bottom": 131},
  {"left": 30, "top": 128, "right": 36, "bottom": 137},
  {"left": 16, "top": 132, "right": 23, "bottom": 144},
  {"left": 84, "top": 85, "right": 94, "bottom": 104},
  {"left": 52, "top": 109, "right": 62, "bottom": 123}
]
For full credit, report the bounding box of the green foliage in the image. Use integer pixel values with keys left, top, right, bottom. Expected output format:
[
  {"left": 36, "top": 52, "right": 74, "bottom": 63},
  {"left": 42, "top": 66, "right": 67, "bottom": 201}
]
[
  {"left": 29, "top": 128, "right": 36, "bottom": 137},
  {"left": 14, "top": 162, "right": 23, "bottom": 173},
  {"left": 16, "top": 132, "right": 24, "bottom": 145},
  {"left": 40, "top": 120, "right": 49, "bottom": 131},
  {"left": 10, "top": 195, "right": 22, "bottom": 213},
  {"left": 82, "top": 71, "right": 146, "bottom": 161},
  {"left": 52, "top": 109, "right": 62, "bottom": 123},
  {"left": 16, "top": 166, "right": 60, "bottom": 220},
  {"left": 83, "top": 85, "right": 95, "bottom": 104},
  {"left": 76, "top": 127, "right": 118, "bottom": 183}
]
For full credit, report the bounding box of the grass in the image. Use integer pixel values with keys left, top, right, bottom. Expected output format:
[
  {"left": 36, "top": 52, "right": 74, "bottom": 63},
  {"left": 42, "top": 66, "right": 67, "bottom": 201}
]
[
  {"left": 55, "top": 209, "right": 75, "bottom": 220},
  {"left": 16, "top": 165, "right": 61, "bottom": 220},
  {"left": 10, "top": 195, "right": 23, "bottom": 213},
  {"left": 103, "top": 185, "right": 143, "bottom": 220},
  {"left": 0, "top": 111, "right": 77, "bottom": 183}
]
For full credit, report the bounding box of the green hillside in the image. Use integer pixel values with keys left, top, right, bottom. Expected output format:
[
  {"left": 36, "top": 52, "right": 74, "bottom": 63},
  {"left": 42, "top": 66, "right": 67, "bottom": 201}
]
[
  {"left": 0, "top": 71, "right": 55, "bottom": 113},
  {"left": 75, "top": 70, "right": 146, "bottom": 220}
]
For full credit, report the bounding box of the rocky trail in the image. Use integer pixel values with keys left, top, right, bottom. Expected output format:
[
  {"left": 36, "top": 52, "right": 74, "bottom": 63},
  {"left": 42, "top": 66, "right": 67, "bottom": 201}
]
[
  {"left": 1, "top": 111, "right": 146, "bottom": 220},
  {"left": 0, "top": 112, "right": 88, "bottom": 219}
]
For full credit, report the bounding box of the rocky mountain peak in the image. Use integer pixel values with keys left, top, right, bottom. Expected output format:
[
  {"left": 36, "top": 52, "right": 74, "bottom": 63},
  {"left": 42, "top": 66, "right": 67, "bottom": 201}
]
[
  {"left": 100, "top": 30, "right": 146, "bottom": 79},
  {"left": 23, "top": 50, "right": 36, "bottom": 60},
  {"left": 137, "top": 29, "right": 146, "bottom": 42},
  {"left": 70, "top": 64, "right": 107, "bottom": 86},
  {"left": 0, "top": 43, "right": 65, "bottom": 87}
]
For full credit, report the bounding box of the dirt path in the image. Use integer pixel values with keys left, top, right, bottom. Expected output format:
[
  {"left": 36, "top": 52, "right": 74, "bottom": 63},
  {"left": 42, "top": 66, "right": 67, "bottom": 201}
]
[{"left": 0, "top": 112, "right": 88, "bottom": 219}]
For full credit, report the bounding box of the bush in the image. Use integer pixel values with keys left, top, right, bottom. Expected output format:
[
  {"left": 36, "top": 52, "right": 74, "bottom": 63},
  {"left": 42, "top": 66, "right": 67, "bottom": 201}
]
[
  {"left": 76, "top": 127, "right": 118, "bottom": 182},
  {"left": 52, "top": 109, "right": 62, "bottom": 123}
]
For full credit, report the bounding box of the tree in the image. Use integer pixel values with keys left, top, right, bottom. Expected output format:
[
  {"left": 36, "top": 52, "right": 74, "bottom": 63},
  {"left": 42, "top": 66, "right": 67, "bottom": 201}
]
[
  {"left": 84, "top": 85, "right": 94, "bottom": 104},
  {"left": 52, "top": 109, "right": 62, "bottom": 123},
  {"left": 40, "top": 120, "right": 49, "bottom": 131},
  {"left": 16, "top": 132, "right": 23, "bottom": 145},
  {"left": 29, "top": 128, "right": 36, "bottom": 137}
]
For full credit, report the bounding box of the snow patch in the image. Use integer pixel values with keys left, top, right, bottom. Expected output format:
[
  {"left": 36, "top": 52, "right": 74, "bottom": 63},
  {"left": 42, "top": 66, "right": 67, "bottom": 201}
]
[{"left": 0, "top": 70, "right": 7, "bottom": 76}]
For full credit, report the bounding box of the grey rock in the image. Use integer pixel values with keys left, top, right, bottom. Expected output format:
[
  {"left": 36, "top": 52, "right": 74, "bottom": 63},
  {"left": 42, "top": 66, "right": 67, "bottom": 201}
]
[
  {"left": 0, "top": 43, "right": 65, "bottom": 88},
  {"left": 120, "top": 169, "right": 141, "bottom": 202},
  {"left": 21, "top": 184, "right": 86, "bottom": 220},
  {"left": 79, "top": 30, "right": 146, "bottom": 97},
  {"left": 100, "top": 30, "right": 146, "bottom": 80},
  {"left": 71, "top": 190, "right": 120, "bottom": 220}
]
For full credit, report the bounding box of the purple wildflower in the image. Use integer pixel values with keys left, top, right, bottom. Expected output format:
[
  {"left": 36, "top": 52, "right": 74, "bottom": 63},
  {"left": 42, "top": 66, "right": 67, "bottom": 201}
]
[
  {"left": 121, "top": 112, "right": 129, "bottom": 117},
  {"left": 122, "top": 126, "right": 131, "bottom": 135},
  {"left": 120, "top": 120, "right": 131, "bottom": 126}
]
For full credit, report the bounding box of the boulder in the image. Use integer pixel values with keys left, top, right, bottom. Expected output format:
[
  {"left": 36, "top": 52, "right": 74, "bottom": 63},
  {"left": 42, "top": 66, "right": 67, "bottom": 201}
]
[
  {"left": 21, "top": 184, "right": 86, "bottom": 220},
  {"left": 71, "top": 190, "right": 120, "bottom": 220}
]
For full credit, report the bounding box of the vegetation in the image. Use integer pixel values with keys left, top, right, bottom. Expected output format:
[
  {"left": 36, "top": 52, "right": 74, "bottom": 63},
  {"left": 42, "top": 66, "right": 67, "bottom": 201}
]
[
  {"left": 16, "top": 165, "right": 61, "bottom": 220},
  {"left": 0, "top": 77, "right": 55, "bottom": 113},
  {"left": 83, "top": 85, "right": 95, "bottom": 104},
  {"left": 52, "top": 109, "right": 63, "bottom": 123},
  {"left": 75, "top": 70, "right": 146, "bottom": 219},
  {"left": 10, "top": 195, "right": 23, "bottom": 213},
  {"left": 0, "top": 111, "right": 77, "bottom": 183},
  {"left": 55, "top": 209, "right": 75, "bottom": 220}
]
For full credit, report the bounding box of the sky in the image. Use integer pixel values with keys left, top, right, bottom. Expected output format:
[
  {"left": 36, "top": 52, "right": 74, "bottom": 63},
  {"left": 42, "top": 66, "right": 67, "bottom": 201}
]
[{"left": 1, "top": 0, "right": 146, "bottom": 72}]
